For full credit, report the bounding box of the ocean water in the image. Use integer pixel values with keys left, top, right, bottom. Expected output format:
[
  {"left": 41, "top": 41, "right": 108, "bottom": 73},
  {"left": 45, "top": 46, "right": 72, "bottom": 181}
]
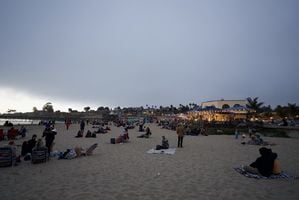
[{"left": 0, "top": 118, "right": 40, "bottom": 126}]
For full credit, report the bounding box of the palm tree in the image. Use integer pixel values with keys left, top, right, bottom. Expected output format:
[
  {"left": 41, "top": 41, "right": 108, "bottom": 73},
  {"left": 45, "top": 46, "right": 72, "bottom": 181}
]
[
  {"left": 246, "top": 97, "right": 264, "bottom": 119},
  {"left": 246, "top": 97, "right": 264, "bottom": 112},
  {"left": 287, "top": 103, "right": 298, "bottom": 118}
]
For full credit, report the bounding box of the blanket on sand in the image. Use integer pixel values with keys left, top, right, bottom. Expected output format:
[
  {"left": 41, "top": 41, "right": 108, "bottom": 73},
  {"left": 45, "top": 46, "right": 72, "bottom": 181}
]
[
  {"left": 147, "top": 148, "right": 176, "bottom": 155},
  {"left": 234, "top": 166, "right": 298, "bottom": 180}
]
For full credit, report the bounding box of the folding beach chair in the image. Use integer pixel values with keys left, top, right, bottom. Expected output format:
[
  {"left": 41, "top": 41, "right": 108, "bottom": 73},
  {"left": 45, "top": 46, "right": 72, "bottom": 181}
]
[
  {"left": 7, "top": 129, "right": 18, "bottom": 140},
  {"left": 86, "top": 143, "right": 98, "bottom": 156},
  {"left": 0, "top": 146, "right": 17, "bottom": 167},
  {"left": 32, "top": 147, "right": 49, "bottom": 164}
]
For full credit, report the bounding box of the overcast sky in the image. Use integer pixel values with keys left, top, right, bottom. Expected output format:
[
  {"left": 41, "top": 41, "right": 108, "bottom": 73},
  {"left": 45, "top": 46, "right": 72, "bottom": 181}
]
[{"left": 0, "top": 0, "right": 298, "bottom": 113}]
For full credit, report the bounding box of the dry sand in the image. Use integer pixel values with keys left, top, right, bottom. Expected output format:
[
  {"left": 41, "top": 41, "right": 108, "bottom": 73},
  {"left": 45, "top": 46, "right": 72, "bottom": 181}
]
[{"left": 1, "top": 123, "right": 299, "bottom": 200}]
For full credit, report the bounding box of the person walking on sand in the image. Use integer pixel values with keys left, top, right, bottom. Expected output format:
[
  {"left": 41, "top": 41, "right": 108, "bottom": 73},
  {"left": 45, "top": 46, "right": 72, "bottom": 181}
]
[
  {"left": 65, "top": 118, "right": 71, "bottom": 130},
  {"left": 80, "top": 120, "right": 85, "bottom": 132},
  {"left": 176, "top": 124, "right": 185, "bottom": 148}
]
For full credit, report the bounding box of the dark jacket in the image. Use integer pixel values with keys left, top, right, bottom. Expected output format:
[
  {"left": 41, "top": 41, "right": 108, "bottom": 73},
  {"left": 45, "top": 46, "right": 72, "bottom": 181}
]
[
  {"left": 162, "top": 139, "right": 169, "bottom": 149},
  {"left": 43, "top": 130, "right": 57, "bottom": 143},
  {"left": 27, "top": 138, "right": 37, "bottom": 152},
  {"left": 250, "top": 148, "right": 277, "bottom": 177}
]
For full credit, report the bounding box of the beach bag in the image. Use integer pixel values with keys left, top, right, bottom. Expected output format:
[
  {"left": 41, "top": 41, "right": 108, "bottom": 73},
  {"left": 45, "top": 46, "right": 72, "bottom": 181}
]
[
  {"left": 0, "top": 146, "right": 16, "bottom": 167},
  {"left": 110, "top": 138, "right": 116, "bottom": 144},
  {"left": 32, "top": 147, "right": 49, "bottom": 164},
  {"left": 273, "top": 159, "right": 282, "bottom": 175}
]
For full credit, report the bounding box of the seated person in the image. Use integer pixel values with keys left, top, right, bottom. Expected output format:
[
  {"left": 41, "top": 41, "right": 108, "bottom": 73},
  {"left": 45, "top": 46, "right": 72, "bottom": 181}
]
[
  {"left": 95, "top": 126, "right": 107, "bottom": 134},
  {"left": 21, "top": 134, "right": 37, "bottom": 156},
  {"left": 86, "top": 130, "right": 96, "bottom": 138},
  {"left": 85, "top": 130, "right": 92, "bottom": 137},
  {"left": 139, "top": 124, "right": 145, "bottom": 132},
  {"left": 244, "top": 147, "right": 280, "bottom": 177},
  {"left": 35, "top": 138, "right": 45, "bottom": 148},
  {"left": 7, "top": 127, "right": 18, "bottom": 139},
  {"left": 155, "top": 136, "right": 169, "bottom": 150},
  {"left": 75, "top": 130, "right": 83, "bottom": 138},
  {"left": 123, "top": 127, "right": 129, "bottom": 140},
  {"left": 137, "top": 127, "right": 152, "bottom": 138},
  {"left": 247, "top": 134, "right": 262, "bottom": 145},
  {"left": 116, "top": 127, "right": 129, "bottom": 143},
  {"left": 245, "top": 134, "right": 276, "bottom": 146},
  {"left": 145, "top": 127, "right": 151, "bottom": 136},
  {"left": 60, "top": 143, "right": 98, "bottom": 159},
  {"left": 19, "top": 126, "right": 27, "bottom": 138}
]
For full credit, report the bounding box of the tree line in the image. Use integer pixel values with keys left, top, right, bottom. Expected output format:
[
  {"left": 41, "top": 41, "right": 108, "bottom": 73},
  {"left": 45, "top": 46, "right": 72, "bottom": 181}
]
[{"left": 28, "top": 98, "right": 298, "bottom": 119}]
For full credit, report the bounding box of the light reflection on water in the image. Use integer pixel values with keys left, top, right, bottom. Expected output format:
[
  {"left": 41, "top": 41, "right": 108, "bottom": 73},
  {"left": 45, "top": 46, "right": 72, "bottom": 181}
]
[{"left": 0, "top": 118, "right": 40, "bottom": 126}]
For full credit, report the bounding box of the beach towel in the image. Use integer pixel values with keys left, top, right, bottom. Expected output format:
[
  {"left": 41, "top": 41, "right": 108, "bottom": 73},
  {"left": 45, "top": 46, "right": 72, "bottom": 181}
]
[
  {"left": 234, "top": 166, "right": 298, "bottom": 180},
  {"left": 147, "top": 148, "right": 176, "bottom": 155}
]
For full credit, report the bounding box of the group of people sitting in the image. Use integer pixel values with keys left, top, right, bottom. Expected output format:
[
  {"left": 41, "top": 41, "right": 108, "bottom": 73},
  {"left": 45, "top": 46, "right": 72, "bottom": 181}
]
[
  {"left": 0, "top": 126, "right": 27, "bottom": 140},
  {"left": 92, "top": 125, "right": 110, "bottom": 134},
  {"left": 137, "top": 127, "right": 152, "bottom": 138},
  {"left": 75, "top": 130, "right": 97, "bottom": 138},
  {"left": 240, "top": 133, "right": 275, "bottom": 146}
]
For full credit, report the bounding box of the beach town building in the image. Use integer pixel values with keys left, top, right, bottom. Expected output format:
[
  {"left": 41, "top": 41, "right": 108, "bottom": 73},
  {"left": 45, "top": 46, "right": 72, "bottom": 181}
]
[
  {"left": 201, "top": 99, "right": 247, "bottom": 109},
  {"left": 188, "top": 99, "right": 250, "bottom": 122}
]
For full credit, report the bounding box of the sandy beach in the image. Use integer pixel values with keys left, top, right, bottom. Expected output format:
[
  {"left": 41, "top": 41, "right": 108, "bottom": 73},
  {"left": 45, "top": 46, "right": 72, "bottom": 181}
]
[{"left": 1, "top": 123, "right": 299, "bottom": 200}]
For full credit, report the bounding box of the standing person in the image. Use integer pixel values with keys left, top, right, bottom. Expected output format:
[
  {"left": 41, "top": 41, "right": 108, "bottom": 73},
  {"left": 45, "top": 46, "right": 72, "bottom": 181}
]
[
  {"left": 235, "top": 128, "right": 239, "bottom": 139},
  {"left": 80, "top": 120, "right": 85, "bottom": 132},
  {"left": 43, "top": 127, "right": 57, "bottom": 154},
  {"left": 176, "top": 124, "right": 185, "bottom": 148},
  {"left": 64, "top": 118, "right": 71, "bottom": 130},
  {"left": 65, "top": 118, "right": 71, "bottom": 130}
]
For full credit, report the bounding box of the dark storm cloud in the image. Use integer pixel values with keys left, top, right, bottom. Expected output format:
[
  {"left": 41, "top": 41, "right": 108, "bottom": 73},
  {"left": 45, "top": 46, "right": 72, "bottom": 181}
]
[{"left": 0, "top": 0, "right": 298, "bottom": 108}]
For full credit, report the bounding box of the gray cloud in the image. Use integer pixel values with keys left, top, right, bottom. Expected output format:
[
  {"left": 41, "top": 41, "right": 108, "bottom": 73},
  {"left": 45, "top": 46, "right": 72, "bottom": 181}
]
[{"left": 0, "top": 0, "right": 298, "bottom": 108}]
